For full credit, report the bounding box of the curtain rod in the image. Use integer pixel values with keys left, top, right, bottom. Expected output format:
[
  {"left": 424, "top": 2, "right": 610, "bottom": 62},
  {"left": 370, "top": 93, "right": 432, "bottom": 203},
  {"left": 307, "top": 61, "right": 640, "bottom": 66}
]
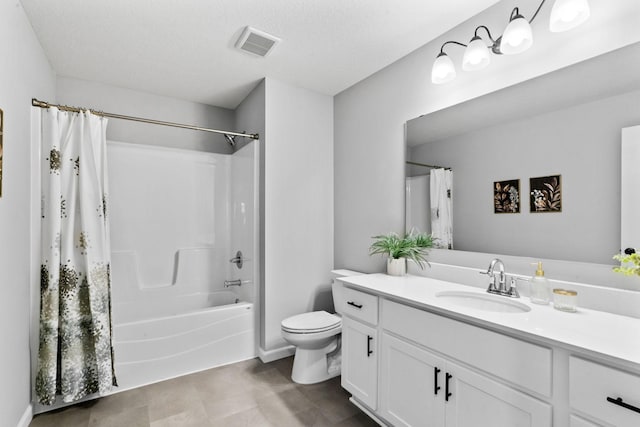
[
  {"left": 31, "top": 98, "right": 259, "bottom": 140},
  {"left": 406, "top": 161, "right": 452, "bottom": 170}
]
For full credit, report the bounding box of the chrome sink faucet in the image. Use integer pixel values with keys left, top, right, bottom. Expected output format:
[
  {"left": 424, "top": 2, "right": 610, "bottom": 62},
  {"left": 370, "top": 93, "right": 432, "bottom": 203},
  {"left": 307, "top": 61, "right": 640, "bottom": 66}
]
[{"left": 481, "top": 258, "right": 520, "bottom": 298}]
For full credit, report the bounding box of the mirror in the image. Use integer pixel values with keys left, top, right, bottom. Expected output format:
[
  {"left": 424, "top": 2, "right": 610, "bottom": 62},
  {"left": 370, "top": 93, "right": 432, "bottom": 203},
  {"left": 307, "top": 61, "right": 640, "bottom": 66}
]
[{"left": 406, "top": 42, "right": 640, "bottom": 266}]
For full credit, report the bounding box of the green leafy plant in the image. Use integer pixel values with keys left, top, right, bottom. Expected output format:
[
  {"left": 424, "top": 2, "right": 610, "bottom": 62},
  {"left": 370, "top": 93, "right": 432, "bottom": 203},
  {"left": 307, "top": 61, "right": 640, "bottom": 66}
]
[
  {"left": 369, "top": 231, "right": 435, "bottom": 269},
  {"left": 613, "top": 250, "right": 640, "bottom": 277}
]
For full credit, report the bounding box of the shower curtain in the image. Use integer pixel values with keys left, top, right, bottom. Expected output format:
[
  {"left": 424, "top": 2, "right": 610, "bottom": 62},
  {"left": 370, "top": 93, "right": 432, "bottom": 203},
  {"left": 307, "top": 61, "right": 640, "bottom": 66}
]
[
  {"left": 35, "top": 107, "right": 117, "bottom": 405},
  {"left": 430, "top": 168, "right": 453, "bottom": 249}
]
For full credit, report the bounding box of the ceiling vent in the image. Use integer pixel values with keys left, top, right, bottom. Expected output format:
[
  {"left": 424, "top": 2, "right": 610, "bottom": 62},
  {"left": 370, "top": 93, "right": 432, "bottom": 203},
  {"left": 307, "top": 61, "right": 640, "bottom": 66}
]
[{"left": 235, "top": 26, "right": 281, "bottom": 57}]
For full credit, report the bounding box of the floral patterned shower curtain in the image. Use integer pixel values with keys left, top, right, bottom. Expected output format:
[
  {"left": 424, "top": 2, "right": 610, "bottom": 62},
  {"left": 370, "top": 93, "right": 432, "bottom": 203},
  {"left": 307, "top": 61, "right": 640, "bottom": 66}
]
[{"left": 35, "top": 107, "right": 117, "bottom": 405}]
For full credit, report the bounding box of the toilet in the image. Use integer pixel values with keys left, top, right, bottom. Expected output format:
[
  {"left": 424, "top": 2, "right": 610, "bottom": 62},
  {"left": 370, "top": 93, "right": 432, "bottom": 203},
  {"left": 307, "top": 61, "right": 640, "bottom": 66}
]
[{"left": 281, "top": 269, "right": 362, "bottom": 384}]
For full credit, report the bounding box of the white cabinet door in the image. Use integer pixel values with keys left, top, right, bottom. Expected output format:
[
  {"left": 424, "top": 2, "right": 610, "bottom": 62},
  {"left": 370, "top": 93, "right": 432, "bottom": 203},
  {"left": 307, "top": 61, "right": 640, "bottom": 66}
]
[
  {"left": 342, "top": 317, "right": 378, "bottom": 409},
  {"left": 379, "top": 332, "right": 445, "bottom": 427},
  {"left": 444, "top": 361, "right": 552, "bottom": 427}
]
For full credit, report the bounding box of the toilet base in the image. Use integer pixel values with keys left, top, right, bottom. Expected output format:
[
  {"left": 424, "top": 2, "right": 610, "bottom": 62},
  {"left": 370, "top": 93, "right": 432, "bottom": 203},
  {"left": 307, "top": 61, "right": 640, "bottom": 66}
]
[{"left": 291, "top": 341, "right": 340, "bottom": 384}]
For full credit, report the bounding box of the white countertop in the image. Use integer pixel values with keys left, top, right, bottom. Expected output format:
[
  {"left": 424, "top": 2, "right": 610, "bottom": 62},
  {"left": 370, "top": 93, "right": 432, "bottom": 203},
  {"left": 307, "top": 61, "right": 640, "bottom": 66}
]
[{"left": 340, "top": 273, "right": 640, "bottom": 372}]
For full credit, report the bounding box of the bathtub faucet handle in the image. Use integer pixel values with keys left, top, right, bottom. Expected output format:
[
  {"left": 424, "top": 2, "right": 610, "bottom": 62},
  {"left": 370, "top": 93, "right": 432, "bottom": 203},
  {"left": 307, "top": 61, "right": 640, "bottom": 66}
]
[
  {"left": 224, "top": 279, "right": 242, "bottom": 287},
  {"left": 229, "top": 250, "right": 243, "bottom": 269}
]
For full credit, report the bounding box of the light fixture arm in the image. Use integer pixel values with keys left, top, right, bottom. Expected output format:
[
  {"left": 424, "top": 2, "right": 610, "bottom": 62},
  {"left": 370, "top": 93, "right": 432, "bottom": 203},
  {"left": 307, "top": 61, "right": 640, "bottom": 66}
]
[
  {"left": 438, "top": 40, "right": 468, "bottom": 55},
  {"left": 473, "top": 25, "right": 502, "bottom": 55},
  {"left": 528, "top": 0, "right": 548, "bottom": 23},
  {"left": 508, "top": 0, "right": 548, "bottom": 23},
  {"left": 473, "top": 25, "right": 497, "bottom": 43}
]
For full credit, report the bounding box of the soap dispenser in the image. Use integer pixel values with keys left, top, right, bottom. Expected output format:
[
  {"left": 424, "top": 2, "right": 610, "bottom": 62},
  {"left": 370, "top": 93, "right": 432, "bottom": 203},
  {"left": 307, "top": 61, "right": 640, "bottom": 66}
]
[{"left": 529, "top": 262, "right": 550, "bottom": 305}]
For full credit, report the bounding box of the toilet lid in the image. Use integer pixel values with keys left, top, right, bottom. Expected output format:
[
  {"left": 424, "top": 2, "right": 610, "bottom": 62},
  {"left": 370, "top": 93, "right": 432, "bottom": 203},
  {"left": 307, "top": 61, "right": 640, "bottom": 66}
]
[{"left": 281, "top": 311, "right": 341, "bottom": 333}]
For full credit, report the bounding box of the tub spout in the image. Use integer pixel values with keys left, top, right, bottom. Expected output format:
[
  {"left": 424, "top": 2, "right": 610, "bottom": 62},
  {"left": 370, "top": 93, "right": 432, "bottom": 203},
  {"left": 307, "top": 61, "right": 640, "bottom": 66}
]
[{"left": 224, "top": 279, "right": 242, "bottom": 287}]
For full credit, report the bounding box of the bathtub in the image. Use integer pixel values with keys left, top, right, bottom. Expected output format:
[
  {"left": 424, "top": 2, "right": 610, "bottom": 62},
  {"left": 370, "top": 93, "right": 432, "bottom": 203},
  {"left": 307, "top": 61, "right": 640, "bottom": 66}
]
[{"left": 112, "top": 290, "right": 256, "bottom": 391}]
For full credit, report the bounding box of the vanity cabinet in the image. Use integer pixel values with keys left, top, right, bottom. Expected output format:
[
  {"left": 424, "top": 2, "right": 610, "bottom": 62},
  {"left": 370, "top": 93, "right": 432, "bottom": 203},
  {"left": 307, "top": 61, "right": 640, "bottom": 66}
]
[
  {"left": 339, "top": 276, "right": 640, "bottom": 427},
  {"left": 379, "top": 327, "right": 551, "bottom": 427},
  {"left": 569, "top": 356, "right": 640, "bottom": 427},
  {"left": 342, "top": 291, "right": 552, "bottom": 426},
  {"left": 340, "top": 287, "right": 380, "bottom": 410}
]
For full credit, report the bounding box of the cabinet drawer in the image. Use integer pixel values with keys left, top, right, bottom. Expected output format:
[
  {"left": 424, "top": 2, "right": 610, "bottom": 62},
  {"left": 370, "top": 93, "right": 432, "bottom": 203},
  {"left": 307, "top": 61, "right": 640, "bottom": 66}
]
[
  {"left": 340, "top": 287, "right": 379, "bottom": 325},
  {"left": 382, "top": 299, "right": 552, "bottom": 397},
  {"left": 570, "top": 357, "right": 640, "bottom": 427}
]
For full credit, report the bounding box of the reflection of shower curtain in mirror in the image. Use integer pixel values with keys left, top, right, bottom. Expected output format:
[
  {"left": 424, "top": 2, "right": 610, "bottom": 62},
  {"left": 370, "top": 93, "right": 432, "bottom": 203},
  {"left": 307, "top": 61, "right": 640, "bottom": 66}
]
[{"left": 430, "top": 169, "right": 453, "bottom": 249}]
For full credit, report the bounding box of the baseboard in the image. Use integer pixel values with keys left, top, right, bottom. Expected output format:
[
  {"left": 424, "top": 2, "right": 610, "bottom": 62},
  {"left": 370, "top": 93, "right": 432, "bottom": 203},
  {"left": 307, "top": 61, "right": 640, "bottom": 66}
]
[
  {"left": 258, "top": 345, "right": 295, "bottom": 363},
  {"left": 349, "top": 397, "right": 386, "bottom": 426},
  {"left": 17, "top": 404, "right": 33, "bottom": 427}
]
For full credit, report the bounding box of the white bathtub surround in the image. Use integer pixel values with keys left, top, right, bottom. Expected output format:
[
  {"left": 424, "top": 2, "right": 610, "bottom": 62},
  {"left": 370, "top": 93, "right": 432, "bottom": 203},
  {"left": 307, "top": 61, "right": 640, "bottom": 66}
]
[
  {"left": 51, "top": 140, "right": 261, "bottom": 403},
  {"left": 114, "top": 299, "right": 255, "bottom": 390},
  {"left": 35, "top": 107, "right": 117, "bottom": 405}
]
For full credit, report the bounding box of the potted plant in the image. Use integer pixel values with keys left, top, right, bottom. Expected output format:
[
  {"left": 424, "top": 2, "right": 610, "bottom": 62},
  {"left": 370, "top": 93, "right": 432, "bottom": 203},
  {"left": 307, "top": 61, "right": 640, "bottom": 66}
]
[
  {"left": 613, "top": 249, "right": 640, "bottom": 277},
  {"left": 369, "top": 231, "right": 435, "bottom": 276}
]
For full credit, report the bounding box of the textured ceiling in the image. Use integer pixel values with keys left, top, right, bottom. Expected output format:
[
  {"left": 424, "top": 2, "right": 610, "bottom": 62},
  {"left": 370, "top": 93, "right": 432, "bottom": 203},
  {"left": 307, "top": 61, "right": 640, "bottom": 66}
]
[{"left": 20, "top": 0, "right": 499, "bottom": 109}]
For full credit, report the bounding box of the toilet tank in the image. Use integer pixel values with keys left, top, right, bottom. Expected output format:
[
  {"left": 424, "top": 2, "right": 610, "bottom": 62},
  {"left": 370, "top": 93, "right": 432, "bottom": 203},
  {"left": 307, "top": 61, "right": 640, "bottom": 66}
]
[{"left": 330, "top": 269, "right": 363, "bottom": 315}]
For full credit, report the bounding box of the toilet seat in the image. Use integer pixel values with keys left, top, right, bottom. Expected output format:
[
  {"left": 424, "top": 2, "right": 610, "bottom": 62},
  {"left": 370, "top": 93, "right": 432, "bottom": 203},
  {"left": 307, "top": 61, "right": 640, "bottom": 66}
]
[{"left": 281, "top": 311, "right": 341, "bottom": 334}]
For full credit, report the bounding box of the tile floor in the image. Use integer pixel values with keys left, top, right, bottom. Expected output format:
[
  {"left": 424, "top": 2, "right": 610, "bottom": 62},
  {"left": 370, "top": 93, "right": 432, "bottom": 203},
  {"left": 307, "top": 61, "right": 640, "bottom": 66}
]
[{"left": 29, "top": 357, "right": 379, "bottom": 427}]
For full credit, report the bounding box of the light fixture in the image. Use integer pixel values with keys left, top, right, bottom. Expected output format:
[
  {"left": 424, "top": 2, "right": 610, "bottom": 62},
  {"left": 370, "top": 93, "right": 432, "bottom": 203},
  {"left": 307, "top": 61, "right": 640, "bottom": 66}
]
[
  {"left": 462, "top": 28, "right": 494, "bottom": 71},
  {"left": 431, "top": 0, "right": 590, "bottom": 84},
  {"left": 501, "top": 9, "right": 533, "bottom": 55},
  {"left": 431, "top": 51, "right": 457, "bottom": 84},
  {"left": 550, "top": 0, "right": 591, "bottom": 32}
]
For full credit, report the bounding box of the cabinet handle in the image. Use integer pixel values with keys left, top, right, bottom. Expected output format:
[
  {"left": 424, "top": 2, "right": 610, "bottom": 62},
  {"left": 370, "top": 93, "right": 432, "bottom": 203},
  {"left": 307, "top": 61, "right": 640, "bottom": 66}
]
[
  {"left": 367, "top": 335, "right": 373, "bottom": 357},
  {"left": 445, "top": 373, "right": 453, "bottom": 402},
  {"left": 607, "top": 396, "right": 640, "bottom": 414},
  {"left": 347, "top": 301, "right": 363, "bottom": 309},
  {"left": 434, "top": 367, "right": 441, "bottom": 395}
]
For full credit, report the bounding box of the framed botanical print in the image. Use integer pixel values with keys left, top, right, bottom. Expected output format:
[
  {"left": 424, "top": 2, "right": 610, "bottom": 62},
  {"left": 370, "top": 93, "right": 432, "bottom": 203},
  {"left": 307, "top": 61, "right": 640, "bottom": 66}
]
[
  {"left": 494, "top": 179, "right": 520, "bottom": 214},
  {"left": 530, "top": 175, "right": 562, "bottom": 213}
]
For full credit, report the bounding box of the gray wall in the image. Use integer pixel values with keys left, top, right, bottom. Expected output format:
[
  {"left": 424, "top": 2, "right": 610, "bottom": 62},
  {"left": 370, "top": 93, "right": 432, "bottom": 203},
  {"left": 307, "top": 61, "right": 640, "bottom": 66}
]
[
  {"left": 236, "top": 78, "right": 334, "bottom": 356},
  {"left": 57, "top": 77, "right": 235, "bottom": 153},
  {"left": 0, "top": 2, "right": 56, "bottom": 425},
  {"left": 334, "top": 0, "right": 640, "bottom": 273},
  {"left": 235, "top": 80, "right": 266, "bottom": 350},
  {"left": 410, "top": 89, "right": 640, "bottom": 264},
  {"left": 262, "top": 78, "right": 334, "bottom": 352}
]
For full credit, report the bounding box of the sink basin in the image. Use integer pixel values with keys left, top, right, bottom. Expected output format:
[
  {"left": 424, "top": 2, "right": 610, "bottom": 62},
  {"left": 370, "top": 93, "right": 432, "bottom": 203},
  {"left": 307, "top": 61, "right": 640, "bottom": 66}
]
[{"left": 435, "top": 291, "right": 531, "bottom": 313}]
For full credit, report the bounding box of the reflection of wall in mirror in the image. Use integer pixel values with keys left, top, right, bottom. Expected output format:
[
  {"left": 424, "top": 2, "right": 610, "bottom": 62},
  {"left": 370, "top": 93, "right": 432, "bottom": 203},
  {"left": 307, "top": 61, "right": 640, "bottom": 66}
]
[
  {"left": 408, "top": 89, "right": 640, "bottom": 265},
  {"left": 621, "top": 125, "right": 640, "bottom": 254},
  {"left": 0, "top": 108, "right": 3, "bottom": 198}
]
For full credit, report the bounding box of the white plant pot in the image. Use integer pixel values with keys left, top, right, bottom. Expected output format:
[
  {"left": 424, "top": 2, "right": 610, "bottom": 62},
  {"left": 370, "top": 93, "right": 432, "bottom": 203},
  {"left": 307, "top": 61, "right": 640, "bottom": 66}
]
[{"left": 387, "top": 258, "right": 407, "bottom": 276}]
